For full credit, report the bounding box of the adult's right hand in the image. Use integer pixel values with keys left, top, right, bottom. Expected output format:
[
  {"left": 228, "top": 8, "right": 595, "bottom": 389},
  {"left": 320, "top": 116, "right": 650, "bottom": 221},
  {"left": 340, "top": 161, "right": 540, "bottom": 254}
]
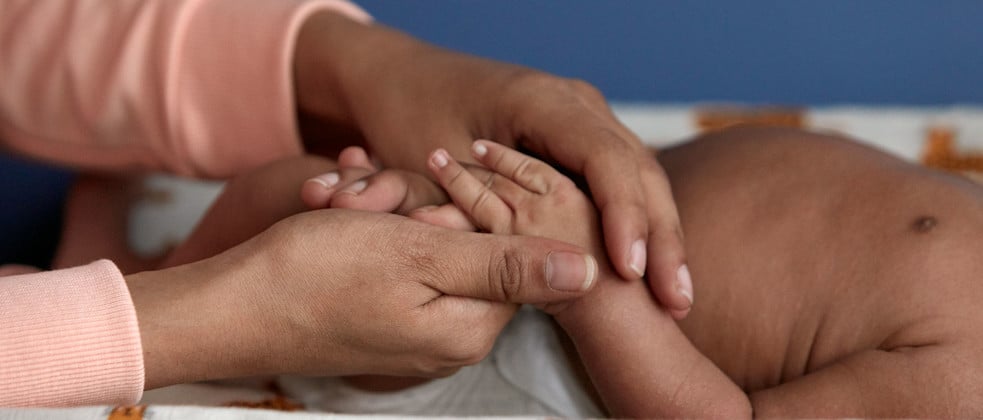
[{"left": 127, "top": 209, "right": 597, "bottom": 389}]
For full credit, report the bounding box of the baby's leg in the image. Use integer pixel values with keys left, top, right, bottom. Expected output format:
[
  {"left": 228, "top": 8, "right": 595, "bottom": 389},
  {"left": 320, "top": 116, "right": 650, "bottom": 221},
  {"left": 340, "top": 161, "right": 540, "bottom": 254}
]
[
  {"left": 165, "top": 146, "right": 444, "bottom": 267},
  {"left": 161, "top": 155, "right": 347, "bottom": 268},
  {"left": 303, "top": 147, "right": 452, "bottom": 219},
  {"left": 56, "top": 150, "right": 382, "bottom": 273},
  {"left": 55, "top": 175, "right": 162, "bottom": 273}
]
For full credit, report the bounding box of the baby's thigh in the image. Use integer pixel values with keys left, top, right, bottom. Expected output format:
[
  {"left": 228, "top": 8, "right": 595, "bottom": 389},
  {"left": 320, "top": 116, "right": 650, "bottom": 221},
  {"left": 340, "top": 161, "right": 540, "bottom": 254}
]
[
  {"left": 161, "top": 156, "right": 337, "bottom": 267},
  {"left": 55, "top": 175, "right": 157, "bottom": 272}
]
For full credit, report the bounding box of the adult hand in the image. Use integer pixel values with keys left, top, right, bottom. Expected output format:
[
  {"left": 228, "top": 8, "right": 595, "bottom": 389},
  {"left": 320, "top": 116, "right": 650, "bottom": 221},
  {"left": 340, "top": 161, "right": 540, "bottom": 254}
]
[
  {"left": 294, "top": 12, "right": 692, "bottom": 316},
  {"left": 127, "top": 209, "right": 597, "bottom": 389}
]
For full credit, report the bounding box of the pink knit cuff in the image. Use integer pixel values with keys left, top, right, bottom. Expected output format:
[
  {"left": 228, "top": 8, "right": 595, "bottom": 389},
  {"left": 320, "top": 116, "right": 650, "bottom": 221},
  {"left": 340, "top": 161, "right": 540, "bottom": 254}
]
[
  {"left": 0, "top": 260, "right": 143, "bottom": 407},
  {"left": 169, "top": 0, "right": 371, "bottom": 178}
]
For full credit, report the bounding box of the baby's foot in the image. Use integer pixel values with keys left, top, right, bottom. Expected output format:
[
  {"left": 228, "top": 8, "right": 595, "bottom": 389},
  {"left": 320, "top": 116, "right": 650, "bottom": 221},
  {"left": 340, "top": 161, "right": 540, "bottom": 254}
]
[
  {"left": 56, "top": 175, "right": 163, "bottom": 273},
  {"left": 301, "top": 146, "right": 380, "bottom": 208},
  {"left": 302, "top": 146, "right": 452, "bottom": 217}
]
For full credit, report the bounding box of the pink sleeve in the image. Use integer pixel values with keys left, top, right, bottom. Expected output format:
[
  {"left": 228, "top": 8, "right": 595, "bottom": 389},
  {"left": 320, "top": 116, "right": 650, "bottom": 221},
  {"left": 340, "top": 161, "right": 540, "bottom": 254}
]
[
  {"left": 0, "top": 260, "right": 143, "bottom": 407},
  {"left": 0, "top": 0, "right": 371, "bottom": 178}
]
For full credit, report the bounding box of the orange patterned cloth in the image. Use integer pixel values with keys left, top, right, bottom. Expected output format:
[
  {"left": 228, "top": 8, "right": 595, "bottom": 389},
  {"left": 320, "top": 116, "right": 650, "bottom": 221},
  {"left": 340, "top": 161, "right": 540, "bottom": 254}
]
[{"left": 691, "top": 105, "right": 983, "bottom": 182}]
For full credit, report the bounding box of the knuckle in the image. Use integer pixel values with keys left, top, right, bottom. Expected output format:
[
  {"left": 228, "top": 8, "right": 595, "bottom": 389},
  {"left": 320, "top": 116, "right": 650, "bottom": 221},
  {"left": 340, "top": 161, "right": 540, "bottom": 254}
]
[
  {"left": 596, "top": 131, "right": 635, "bottom": 153},
  {"left": 513, "top": 71, "right": 564, "bottom": 92},
  {"left": 488, "top": 217, "right": 514, "bottom": 237},
  {"left": 508, "top": 73, "right": 590, "bottom": 109},
  {"left": 469, "top": 188, "right": 493, "bottom": 216},
  {"left": 488, "top": 245, "right": 526, "bottom": 302},
  {"left": 583, "top": 133, "right": 636, "bottom": 169},
  {"left": 444, "top": 165, "right": 469, "bottom": 189},
  {"left": 599, "top": 197, "right": 646, "bottom": 227},
  {"left": 390, "top": 226, "right": 444, "bottom": 279},
  {"left": 640, "top": 156, "right": 670, "bottom": 180},
  {"left": 469, "top": 191, "right": 503, "bottom": 234},
  {"left": 430, "top": 326, "right": 495, "bottom": 368},
  {"left": 553, "top": 175, "right": 579, "bottom": 194},
  {"left": 449, "top": 337, "right": 493, "bottom": 366},
  {"left": 566, "top": 78, "right": 605, "bottom": 103},
  {"left": 482, "top": 171, "right": 498, "bottom": 189},
  {"left": 651, "top": 220, "right": 686, "bottom": 251},
  {"left": 511, "top": 158, "right": 536, "bottom": 184},
  {"left": 513, "top": 158, "right": 551, "bottom": 195},
  {"left": 511, "top": 73, "right": 601, "bottom": 102}
]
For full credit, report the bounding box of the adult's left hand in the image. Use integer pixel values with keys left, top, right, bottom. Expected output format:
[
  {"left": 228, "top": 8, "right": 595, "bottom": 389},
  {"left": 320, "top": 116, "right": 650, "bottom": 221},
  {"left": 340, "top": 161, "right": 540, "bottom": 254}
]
[{"left": 293, "top": 11, "right": 693, "bottom": 316}]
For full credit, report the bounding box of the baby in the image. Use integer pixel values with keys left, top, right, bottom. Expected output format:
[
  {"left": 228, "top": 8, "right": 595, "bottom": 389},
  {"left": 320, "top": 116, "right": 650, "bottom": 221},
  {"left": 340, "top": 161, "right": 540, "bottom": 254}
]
[
  {"left": 413, "top": 126, "right": 983, "bottom": 417},
  {"left": 55, "top": 126, "right": 983, "bottom": 417}
]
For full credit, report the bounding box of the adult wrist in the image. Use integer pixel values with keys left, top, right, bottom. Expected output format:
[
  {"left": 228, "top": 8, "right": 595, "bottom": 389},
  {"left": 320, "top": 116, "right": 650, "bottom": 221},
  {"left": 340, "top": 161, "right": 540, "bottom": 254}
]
[
  {"left": 293, "top": 10, "right": 425, "bottom": 125},
  {"left": 126, "top": 247, "right": 273, "bottom": 389}
]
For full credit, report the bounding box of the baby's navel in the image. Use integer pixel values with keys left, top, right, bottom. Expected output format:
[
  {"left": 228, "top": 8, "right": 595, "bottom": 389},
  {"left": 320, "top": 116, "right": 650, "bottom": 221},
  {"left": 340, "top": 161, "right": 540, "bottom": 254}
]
[{"left": 911, "top": 216, "right": 938, "bottom": 233}]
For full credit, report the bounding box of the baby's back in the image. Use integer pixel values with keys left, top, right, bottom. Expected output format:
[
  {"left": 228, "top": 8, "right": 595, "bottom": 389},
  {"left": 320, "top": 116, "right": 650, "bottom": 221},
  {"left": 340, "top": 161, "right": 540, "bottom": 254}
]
[{"left": 659, "top": 127, "right": 983, "bottom": 393}]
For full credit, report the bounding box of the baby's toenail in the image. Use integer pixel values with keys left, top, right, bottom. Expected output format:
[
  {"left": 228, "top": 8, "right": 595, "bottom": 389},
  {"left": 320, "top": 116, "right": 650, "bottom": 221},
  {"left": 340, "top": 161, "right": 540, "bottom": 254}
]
[
  {"left": 473, "top": 142, "right": 488, "bottom": 157},
  {"left": 308, "top": 172, "right": 340, "bottom": 189},
  {"left": 341, "top": 180, "right": 367, "bottom": 194}
]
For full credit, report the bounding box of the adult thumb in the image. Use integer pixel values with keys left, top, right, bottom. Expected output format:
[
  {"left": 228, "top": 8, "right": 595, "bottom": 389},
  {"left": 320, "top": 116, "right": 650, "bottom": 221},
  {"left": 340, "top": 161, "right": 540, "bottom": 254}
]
[{"left": 423, "top": 231, "right": 599, "bottom": 304}]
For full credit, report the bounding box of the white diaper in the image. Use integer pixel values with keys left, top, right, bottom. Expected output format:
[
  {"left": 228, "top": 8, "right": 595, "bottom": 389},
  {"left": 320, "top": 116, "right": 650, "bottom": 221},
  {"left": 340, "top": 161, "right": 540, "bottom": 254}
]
[{"left": 278, "top": 307, "right": 603, "bottom": 417}]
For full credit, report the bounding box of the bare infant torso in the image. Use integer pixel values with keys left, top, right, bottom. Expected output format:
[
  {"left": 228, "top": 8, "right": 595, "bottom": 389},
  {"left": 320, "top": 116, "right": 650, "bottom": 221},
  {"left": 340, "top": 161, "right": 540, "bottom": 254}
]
[{"left": 659, "top": 127, "right": 983, "bottom": 392}]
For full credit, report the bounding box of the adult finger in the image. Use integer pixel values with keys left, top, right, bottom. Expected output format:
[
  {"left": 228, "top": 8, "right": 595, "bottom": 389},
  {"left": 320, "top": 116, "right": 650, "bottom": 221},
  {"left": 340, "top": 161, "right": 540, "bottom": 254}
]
[
  {"left": 419, "top": 295, "right": 520, "bottom": 371},
  {"left": 418, "top": 226, "right": 599, "bottom": 304},
  {"left": 640, "top": 159, "right": 693, "bottom": 315}
]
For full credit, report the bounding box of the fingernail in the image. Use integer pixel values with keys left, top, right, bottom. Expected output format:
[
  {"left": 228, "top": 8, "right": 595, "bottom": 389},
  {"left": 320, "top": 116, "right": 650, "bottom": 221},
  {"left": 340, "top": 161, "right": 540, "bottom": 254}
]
[
  {"left": 547, "top": 251, "right": 597, "bottom": 292},
  {"left": 472, "top": 142, "right": 488, "bottom": 157},
  {"left": 431, "top": 150, "right": 449, "bottom": 168},
  {"left": 628, "top": 239, "right": 646, "bottom": 278},
  {"left": 307, "top": 172, "right": 340, "bottom": 189},
  {"left": 677, "top": 264, "right": 693, "bottom": 305},
  {"left": 340, "top": 180, "right": 367, "bottom": 195}
]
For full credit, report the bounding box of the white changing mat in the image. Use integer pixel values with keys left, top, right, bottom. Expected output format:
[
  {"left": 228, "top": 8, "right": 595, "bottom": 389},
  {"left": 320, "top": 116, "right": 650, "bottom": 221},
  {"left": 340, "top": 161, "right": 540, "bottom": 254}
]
[{"left": 278, "top": 307, "right": 602, "bottom": 417}]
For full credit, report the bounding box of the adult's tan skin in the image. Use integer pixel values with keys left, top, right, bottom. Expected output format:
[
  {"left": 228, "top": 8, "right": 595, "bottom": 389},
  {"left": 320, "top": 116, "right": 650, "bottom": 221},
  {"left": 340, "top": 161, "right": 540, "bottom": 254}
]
[
  {"left": 106, "top": 156, "right": 598, "bottom": 391},
  {"left": 292, "top": 11, "right": 692, "bottom": 315},
  {"left": 126, "top": 210, "right": 597, "bottom": 389}
]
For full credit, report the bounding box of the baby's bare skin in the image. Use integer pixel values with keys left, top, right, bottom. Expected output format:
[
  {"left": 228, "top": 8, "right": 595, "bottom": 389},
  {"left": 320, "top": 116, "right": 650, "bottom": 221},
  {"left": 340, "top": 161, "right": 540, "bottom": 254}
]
[
  {"left": 430, "top": 126, "right": 983, "bottom": 417},
  {"left": 662, "top": 127, "right": 983, "bottom": 415}
]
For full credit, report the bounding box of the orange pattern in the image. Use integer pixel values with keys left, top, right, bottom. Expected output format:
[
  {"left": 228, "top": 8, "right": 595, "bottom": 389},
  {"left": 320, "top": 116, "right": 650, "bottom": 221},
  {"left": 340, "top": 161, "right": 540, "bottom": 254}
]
[
  {"left": 921, "top": 126, "right": 983, "bottom": 175},
  {"left": 695, "top": 105, "right": 806, "bottom": 132}
]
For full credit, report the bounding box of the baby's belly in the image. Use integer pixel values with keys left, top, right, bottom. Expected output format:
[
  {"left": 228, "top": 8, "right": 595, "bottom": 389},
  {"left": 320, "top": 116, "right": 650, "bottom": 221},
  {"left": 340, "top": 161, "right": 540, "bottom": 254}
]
[{"left": 658, "top": 127, "right": 983, "bottom": 391}]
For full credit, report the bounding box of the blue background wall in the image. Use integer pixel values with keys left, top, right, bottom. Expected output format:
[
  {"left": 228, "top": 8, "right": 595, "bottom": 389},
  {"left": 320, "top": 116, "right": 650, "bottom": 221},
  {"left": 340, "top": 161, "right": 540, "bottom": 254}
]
[{"left": 357, "top": 0, "right": 983, "bottom": 105}]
